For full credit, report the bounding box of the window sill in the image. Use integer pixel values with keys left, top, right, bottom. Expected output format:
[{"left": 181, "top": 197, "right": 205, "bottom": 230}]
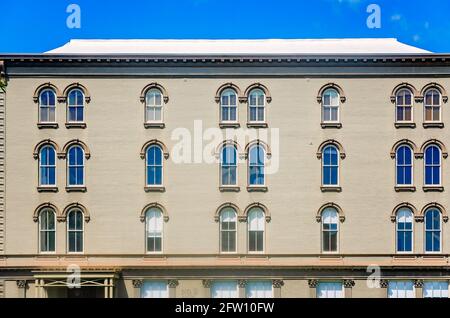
[
  {"left": 144, "top": 122, "right": 165, "bottom": 129},
  {"left": 423, "top": 122, "right": 444, "bottom": 129},
  {"left": 219, "top": 122, "right": 240, "bottom": 129},
  {"left": 395, "top": 186, "right": 416, "bottom": 192},
  {"left": 66, "top": 186, "right": 87, "bottom": 193},
  {"left": 321, "top": 186, "right": 342, "bottom": 192},
  {"left": 423, "top": 186, "right": 444, "bottom": 192},
  {"left": 37, "top": 123, "right": 58, "bottom": 129},
  {"left": 394, "top": 122, "right": 416, "bottom": 128},
  {"left": 219, "top": 186, "right": 240, "bottom": 192},
  {"left": 65, "top": 122, "right": 87, "bottom": 129},
  {"left": 247, "top": 186, "right": 268, "bottom": 192},
  {"left": 37, "top": 186, "right": 58, "bottom": 193},
  {"left": 144, "top": 186, "right": 166, "bottom": 192},
  {"left": 247, "top": 123, "right": 268, "bottom": 128},
  {"left": 321, "top": 122, "right": 342, "bottom": 129}
]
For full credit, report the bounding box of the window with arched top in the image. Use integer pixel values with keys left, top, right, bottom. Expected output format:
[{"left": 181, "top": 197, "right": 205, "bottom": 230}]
[
  {"left": 145, "top": 89, "right": 164, "bottom": 123},
  {"left": 424, "top": 145, "right": 441, "bottom": 186},
  {"left": 220, "top": 89, "right": 238, "bottom": 123},
  {"left": 396, "top": 208, "right": 413, "bottom": 253},
  {"left": 39, "top": 208, "right": 56, "bottom": 253},
  {"left": 424, "top": 89, "right": 441, "bottom": 123},
  {"left": 396, "top": 145, "right": 413, "bottom": 186},
  {"left": 39, "top": 89, "right": 57, "bottom": 123},
  {"left": 322, "top": 89, "right": 340, "bottom": 123},
  {"left": 39, "top": 146, "right": 56, "bottom": 186},
  {"left": 67, "top": 209, "right": 84, "bottom": 253},
  {"left": 146, "top": 145, "right": 163, "bottom": 186},
  {"left": 145, "top": 207, "right": 163, "bottom": 253},
  {"left": 220, "top": 208, "right": 237, "bottom": 253},
  {"left": 248, "top": 89, "right": 265, "bottom": 123},
  {"left": 248, "top": 144, "right": 265, "bottom": 186},
  {"left": 425, "top": 208, "right": 442, "bottom": 253},
  {"left": 396, "top": 89, "right": 413, "bottom": 123},
  {"left": 67, "top": 146, "right": 85, "bottom": 186},
  {"left": 67, "top": 89, "right": 85, "bottom": 123},
  {"left": 221, "top": 145, "right": 238, "bottom": 186},
  {"left": 322, "top": 145, "right": 339, "bottom": 186},
  {"left": 248, "top": 208, "right": 265, "bottom": 253},
  {"left": 321, "top": 208, "right": 339, "bottom": 253}
]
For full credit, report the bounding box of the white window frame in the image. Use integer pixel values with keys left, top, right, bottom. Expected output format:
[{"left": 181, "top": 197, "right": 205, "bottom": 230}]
[
  {"left": 246, "top": 281, "right": 273, "bottom": 298},
  {"left": 220, "top": 145, "right": 238, "bottom": 187},
  {"left": 67, "top": 88, "right": 85, "bottom": 123},
  {"left": 248, "top": 144, "right": 266, "bottom": 187},
  {"left": 321, "top": 88, "right": 340, "bottom": 123},
  {"left": 395, "top": 145, "right": 414, "bottom": 187},
  {"left": 145, "top": 208, "right": 163, "bottom": 254},
  {"left": 141, "top": 280, "right": 169, "bottom": 298},
  {"left": 211, "top": 280, "right": 239, "bottom": 298},
  {"left": 247, "top": 208, "right": 265, "bottom": 254},
  {"left": 423, "top": 281, "right": 449, "bottom": 298},
  {"left": 424, "top": 209, "right": 442, "bottom": 254},
  {"left": 38, "top": 89, "right": 57, "bottom": 123},
  {"left": 39, "top": 209, "right": 56, "bottom": 254},
  {"left": 145, "top": 88, "right": 164, "bottom": 123},
  {"left": 388, "top": 281, "right": 415, "bottom": 298},
  {"left": 423, "top": 89, "right": 442, "bottom": 123},
  {"left": 321, "top": 208, "right": 339, "bottom": 254},
  {"left": 322, "top": 145, "right": 340, "bottom": 187},
  {"left": 67, "top": 145, "right": 85, "bottom": 187},
  {"left": 248, "top": 89, "right": 266, "bottom": 124},
  {"left": 220, "top": 89, "right": 238, "bottom": 123},
  {"left": 145, "top": 145, "right": 164, "bottom": 187},
  {"left": 395, "top": 208, "right": 414, "bottom": 254},
  {"left": 316, "top": 282, "right": 344, "bottom": 298},
  {"left": 395, "top": 88, "right": 414, "bottom": 123},
  {"left": 219, "top": 208, "right": 237, "bottom": 254},
  {"left": 39, "top": 146, "right": 57, "bottom": 187},
  {"left": 67, "top": 209, "right": 84, "bottom": 254},
  {"left": 424, "top": 145, "right": 442, "bottom": 187}
]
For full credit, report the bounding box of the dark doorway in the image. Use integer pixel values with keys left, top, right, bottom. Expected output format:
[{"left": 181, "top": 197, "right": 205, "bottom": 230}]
[{"left": 67, "top": 287, "right": 104, "bottom": 298}]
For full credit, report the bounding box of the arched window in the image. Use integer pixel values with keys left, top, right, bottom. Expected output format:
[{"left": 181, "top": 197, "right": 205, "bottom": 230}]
[
  {"left": 424, "top": 145, "right": 441, "bottom": 186},
  {"left": 396, "top": 208, "right": 413, "bottom": 253},
  {"left": 396, "top": 89, "right": 413, "bottom": 122},
  {"left": 145, "top": 89, "right": 163, "bottom": 123},
  {"left": 39, "top": 146, "right": 56, "bottom": 186},
  {"left": 424, "top": 89, "right": 441, "bottom": 122},
  {"left": 321, "top": 208, "right": 339, "bottom": 253},
  {"left": 145, "top": 207, "right": 163, "bottom": 253},
  {"left": 39, "top": 208, "right": 56, "bottom": 253},
  {"left": 67, "top": 146, "right": 85, "bottom": 186},
  {"left": 425, "top": 208, "right": 442, "bottom": 253},
  {"left": 396, "top": 145, "right": 413, "bottom": 186},
  {"left": 220, "top": 208, "right": 237, "bottom": 253},
  {"left": 248, "top": 208, "right": 265, "bottom": 253},
  {"left": 39, "top": 89, "right": 56, "bottom": 123},
  {"left": 220, "top": 89, "right": 238, "bottom": 123},
  {"left": 322, "top": 89, "right": 340, "bottom": 123},
  {"left": 146, "top": 145, "right": 163, "bottom": 186},
  {"left": 248, "top": 145, "right": 265, "bottom": 186},
  {"left": 248, "top": 89, "right": 265, "bottom": 123},
  {"left": 67, "top": 209, "right": 84, "bottom": 253},
  {"left": 67, "top": 89, "right": 84, "bottom": 123},
  {"left": 322, "top": 145, "right": 339, "bottom": 186},
  {"left": 221, "top": 145, "right": 237, "bottom": 186}
]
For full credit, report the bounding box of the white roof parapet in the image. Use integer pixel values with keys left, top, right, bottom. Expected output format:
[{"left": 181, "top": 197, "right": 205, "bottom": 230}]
[{"left": 45, "top": 38, "right": 431, "bottom": 55}]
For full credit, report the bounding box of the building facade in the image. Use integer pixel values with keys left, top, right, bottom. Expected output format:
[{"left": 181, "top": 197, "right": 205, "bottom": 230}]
[{"left": 1, "top": 39, "right": 450, "bottom": 298}]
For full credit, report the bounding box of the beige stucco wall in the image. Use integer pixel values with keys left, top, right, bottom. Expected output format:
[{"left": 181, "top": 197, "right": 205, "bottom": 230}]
[{"left": 4, "top": 76, "right": 450, "bottom": 256}]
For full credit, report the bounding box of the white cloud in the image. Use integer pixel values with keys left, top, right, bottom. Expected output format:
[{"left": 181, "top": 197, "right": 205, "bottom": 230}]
[
  {"left": 413, "top": 35, "right": 420, "bottom": 42},
  {"left": 391, "top": 14, "right": 402, "bottom": 21}
]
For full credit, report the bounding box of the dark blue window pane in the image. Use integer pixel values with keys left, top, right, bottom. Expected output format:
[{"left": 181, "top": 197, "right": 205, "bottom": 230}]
[
  {"left": 331, "top": 167, "right": 338, "bottom": 185},
  {"left": 433, "top": 167, "right": 440, "bottom": 184},
  {"left": 397, "top": 147, "right": 405, "bottom": 164},
  {"left": 433, "top": 232, "right": 440, "bottom": 251},
  {"left": 425, "top": 167, "right": 433, "bottom": 184},
  {"left": 397, "top": 232, "right": 405, "bottom": 251},
  {"left": 69, "top": 168, "right": 77, "bottom": 185},
  {"left": 323, "top": 167, "right": 331, "bottom": 185},
  {"left": 432, "top": 147, "right": 440, "bottom": 163},
  {"left": 76, "top": 107, "right": 84, "bottom": 121},
  {"left": 404, "top": 232, "right": 412, "bottom": 251},
  {"left": 49, "top": 167, "right": 56, "bottom": 184},
  {"left": 147, "top": 146, "right": 162, "bottom": 165},
  {"left": 68, "top": 148, "right": 76, "bottom": 165},
  {"left": 76, "top": 167, "right": 84, "bottom": 185},
  {"left": 47, "top": 148, "right": 55, "bottom": 165}
]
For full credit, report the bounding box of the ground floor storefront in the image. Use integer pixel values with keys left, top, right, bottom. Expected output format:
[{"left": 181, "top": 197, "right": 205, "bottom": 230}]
[{"left": 1, "top": 267, "right": 450, "bottom": 298}]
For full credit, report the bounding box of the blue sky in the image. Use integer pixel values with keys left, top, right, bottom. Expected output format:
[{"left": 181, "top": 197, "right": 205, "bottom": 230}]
[{"left": 1, "top": 0, "right": 449, "bottom": 53}]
